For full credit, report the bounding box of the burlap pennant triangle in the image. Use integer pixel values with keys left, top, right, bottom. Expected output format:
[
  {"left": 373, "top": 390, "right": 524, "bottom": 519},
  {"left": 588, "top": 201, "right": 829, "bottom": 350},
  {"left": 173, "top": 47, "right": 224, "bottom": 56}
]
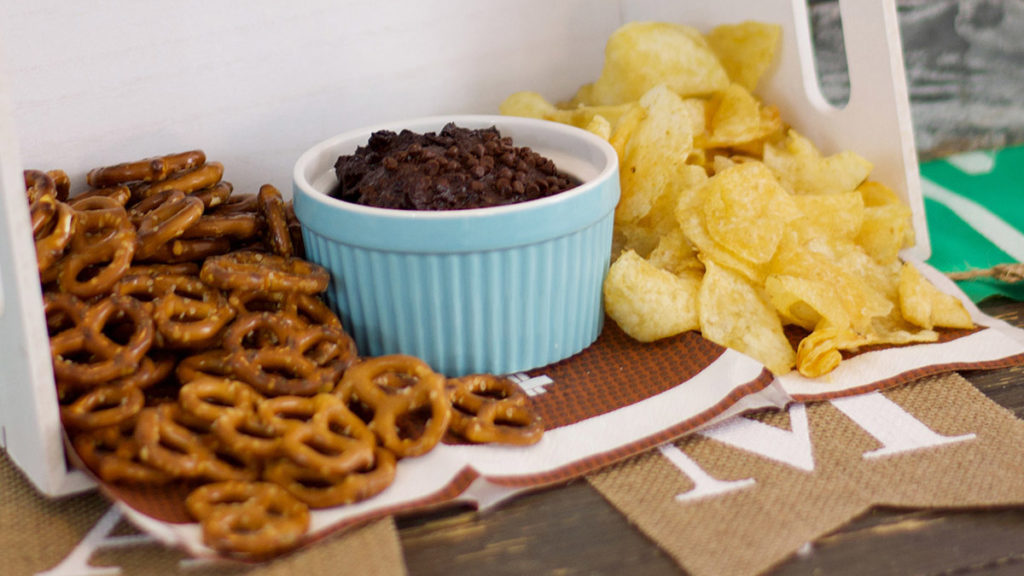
[
  {"left": 0, "top": 451, "right": 408, "bottom": 576},
  {"left": 587, "top": 372, "right": 1024, "bottom": 576}
]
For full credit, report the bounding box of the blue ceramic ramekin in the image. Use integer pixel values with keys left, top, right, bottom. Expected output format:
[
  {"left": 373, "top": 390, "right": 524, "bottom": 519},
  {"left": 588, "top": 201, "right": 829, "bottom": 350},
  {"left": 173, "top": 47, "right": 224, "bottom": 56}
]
[{"left": 292, "top": 115, "right": 619, "bottom": 377}]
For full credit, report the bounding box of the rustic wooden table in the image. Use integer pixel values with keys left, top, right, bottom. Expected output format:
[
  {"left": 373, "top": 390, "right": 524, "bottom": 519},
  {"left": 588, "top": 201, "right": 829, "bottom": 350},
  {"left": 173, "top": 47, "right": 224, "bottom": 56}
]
[{"left": 396, "top": 297, "right": 1024, "bottom": 576}]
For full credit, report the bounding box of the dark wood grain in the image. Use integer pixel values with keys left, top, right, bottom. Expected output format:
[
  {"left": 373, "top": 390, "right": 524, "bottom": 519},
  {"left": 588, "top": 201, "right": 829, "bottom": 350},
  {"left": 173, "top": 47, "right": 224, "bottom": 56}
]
[{"left": 398, "top": 297, "right": 1024, "bottom": 576}]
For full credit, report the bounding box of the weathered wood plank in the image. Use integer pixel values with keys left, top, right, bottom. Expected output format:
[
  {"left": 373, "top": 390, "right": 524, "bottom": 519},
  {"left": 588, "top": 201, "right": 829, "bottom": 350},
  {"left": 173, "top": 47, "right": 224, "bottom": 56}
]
[
  {"left": 399, "top": 480, "right": 680, "bottom": 576},
  {"left": 809, "top": 0, "right": 1024, "bottom": 159},
  {"left": 774, "top": 509, "right": 1024, "bottom": 576}
]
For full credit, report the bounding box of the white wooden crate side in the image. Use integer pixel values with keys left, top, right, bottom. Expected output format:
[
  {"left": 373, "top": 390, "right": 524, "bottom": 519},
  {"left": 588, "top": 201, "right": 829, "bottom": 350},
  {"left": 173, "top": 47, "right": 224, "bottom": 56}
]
[{"left": 0, "top": 36, "right": 93, "bottom": 496}]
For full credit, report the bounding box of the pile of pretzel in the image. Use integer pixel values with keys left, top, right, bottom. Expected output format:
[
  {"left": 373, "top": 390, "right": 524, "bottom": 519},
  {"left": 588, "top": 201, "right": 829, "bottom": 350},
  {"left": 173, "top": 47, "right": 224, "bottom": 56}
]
[{"left": 25, "top": 151, "right": 544, "bottom": 559}]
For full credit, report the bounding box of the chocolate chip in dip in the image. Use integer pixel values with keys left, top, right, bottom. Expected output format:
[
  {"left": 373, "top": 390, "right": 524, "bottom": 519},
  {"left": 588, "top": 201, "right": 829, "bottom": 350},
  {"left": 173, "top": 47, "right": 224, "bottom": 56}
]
[{"left": 331, "top": 123, "right": 579, "bottom": 210}]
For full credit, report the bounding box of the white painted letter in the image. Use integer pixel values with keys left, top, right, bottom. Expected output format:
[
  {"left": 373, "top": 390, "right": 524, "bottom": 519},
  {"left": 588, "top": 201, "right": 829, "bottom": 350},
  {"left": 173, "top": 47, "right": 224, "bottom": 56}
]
[
  {"left": 659, "top": 444, "right": 755, "bottom": 502},
  {"left": 698, "top": 403, "right": 816, "bottom": 472},
  {"left": 829, "top": 392, "right": 975, "bottom": 459}
]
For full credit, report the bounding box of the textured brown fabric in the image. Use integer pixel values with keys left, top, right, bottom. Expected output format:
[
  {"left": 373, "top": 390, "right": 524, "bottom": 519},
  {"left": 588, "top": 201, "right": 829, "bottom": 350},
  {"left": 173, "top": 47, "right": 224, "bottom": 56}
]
[
  {"left": 526, "top": 321, "right": 729, "bottom": 429},
  {"left": 1, "top": 450, "right": 407, "bottom": 576},
  {"left": 587, "top": 373, "right": 1024, "bottom": 576}
]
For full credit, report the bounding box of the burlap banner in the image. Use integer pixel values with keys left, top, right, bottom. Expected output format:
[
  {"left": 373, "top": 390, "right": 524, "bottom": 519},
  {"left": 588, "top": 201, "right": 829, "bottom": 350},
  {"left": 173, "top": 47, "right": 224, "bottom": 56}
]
[{"left": 588, "top": 372, "right": 1024, "bottom": 576}]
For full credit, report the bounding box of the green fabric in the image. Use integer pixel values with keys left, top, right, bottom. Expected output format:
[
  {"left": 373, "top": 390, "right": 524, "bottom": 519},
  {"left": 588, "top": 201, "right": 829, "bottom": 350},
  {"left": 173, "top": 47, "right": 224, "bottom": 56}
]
[{"left": 921, "top": 146, "right": 1024, "bottom": 303}]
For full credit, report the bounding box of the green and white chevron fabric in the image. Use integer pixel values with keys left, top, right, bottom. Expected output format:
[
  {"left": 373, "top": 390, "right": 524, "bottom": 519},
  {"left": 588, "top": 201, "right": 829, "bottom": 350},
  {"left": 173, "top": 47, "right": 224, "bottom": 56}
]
[{"left": 922, "top": 146, "right": 1024, "bottom": 303}]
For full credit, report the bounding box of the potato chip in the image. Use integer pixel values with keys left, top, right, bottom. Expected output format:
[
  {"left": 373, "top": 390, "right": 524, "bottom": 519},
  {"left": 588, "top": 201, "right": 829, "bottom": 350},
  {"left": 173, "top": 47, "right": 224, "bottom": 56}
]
[
  {"left": 581, "top": 21, "right": 730, "bottom": 105},
  {"left": 853, "top": 181, "right": 915, "bottom": 265},
  {"left": 499, "top": 91, "right": 558, "bottom": 120},
  {"left": 698, "top": 260, "right": 795, "bottom": 374},
  {"left": 678, "top": 201, "right": 766, "bottom": 285},
  {"left": 794, "top": 323, "right": 848, "bottom": 378},
  {"left": 617, "top": 85, "right": 705, "bottom": 224},
  {"left": 702, "top": 83, "right": 783, "bottom": 148},
  {"left": 898, "top": 263, "right": 974, "bottom": 330},
  {"left": 791, "top": 191, "right": 864, "bottom": 241},
  {"left": 764, "top": 130, "right": 873, "bottom": 196},
  {"left": 765, "top": 274, "right": 849, "bottom": 331},
  {"left": 865, "top": 311, "right": 941, "bottom": 346},
  {"left": 770, "top": 229, "right": 893, "bottom": 334},
  {"left": 647, "top": 227, "right": 704, "bottom": 276},
  {"left": 701, "top": 161, "right": 801, "bottom": 265},
  {"left": 705, "top": 21, "right": 782, "bottom": 92},
  {"left": 604, "top": 249, "right": 701, "bottom": 342},
  {"left": 500, "top": 91, "right": 636, "bottom": 136},
  {"left": 608, "top": 103, "right": 647, "bottom": 161}
]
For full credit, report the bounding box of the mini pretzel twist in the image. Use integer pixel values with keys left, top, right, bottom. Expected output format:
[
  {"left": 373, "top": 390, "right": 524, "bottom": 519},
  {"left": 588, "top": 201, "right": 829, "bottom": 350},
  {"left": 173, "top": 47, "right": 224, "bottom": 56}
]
[
  {"left": 200, "top": 250, "right": 330, "bottom": 295},
  {"left": 24, "top": 169, "right": 56, "bottom": 204},
  {"left": 135, "top": 404, "right": 259, "bottom": 482},
  {"left": 132, "top": 161, "right": 224, "bottom": 200},
  {"left": 144, "top": 237, "right": 234, "bottom": 264},
  {"left": 185, "top": 481, "right": 310, "bottom": 559},
  {"left": 176, "top": 349, "right": 235, "bottom": 383},
  {"left": 257, "top": 184, "right": 293, "bottom": 258},
  {"left": 48, "top": 294, "right": 154, "bottom": 387},
  {"left": 188, "top": 181, "right": 234, "bottom": 209},
  {"left": 72, "top": 423, "right": 172, "bottom": 485},
  {"left": 179, "top": 377, "right": 263, "bottom": 427},
  {"left": 31, "top": 195, "right": 75, "bottom": 273},
  {"left": 59, "top": 382, "right": 145, "bottom": 431},
  {"left": 211, "top": 407, "right": 285, "bottom": 464},
  {"left": 70, "top": 185, "right": 133, "bottom": 207},
  {"left": 129, "top": 189, "right": 205, "bottom": 260},
  {"left": 446, "top": 374, "right": 544, "bottom": 445},
  {"left": 262, "top": 446, "right": 397, "bottom": 509},
  {"left": 58, "top": 196, "right": 136, "bottom": 298},
  {"left": 182, "top": 211, "right": 260, "bottom": 241},
  {"left": 336, "top": 355, "right": 451, "bottom": 458},
  {"left": 114, "top": 270, "right": 236, "bottom": 349},
  {"left": 280, "top": 395, "right": 377, "bottom": 477},
  {"left": 222, "top": 312, "right": 356, "bottom": 396},
  {"left": 228, "top": 290, "right": 342, "bottom": 330},
  {"left": 86, "top": 150, "right": 207, "bottom": 188}
]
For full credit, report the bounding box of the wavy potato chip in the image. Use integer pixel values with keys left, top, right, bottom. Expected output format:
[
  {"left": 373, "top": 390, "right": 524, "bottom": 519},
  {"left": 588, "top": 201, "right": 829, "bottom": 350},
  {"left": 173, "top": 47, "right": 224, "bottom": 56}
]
[
  {"left": 678, "top": 199, "right": 767, "bottom": 285},
  {"left": 705, "top": 21, "right": 782, "bottom": 92},
  {"left": 898, "top": 263, "right": 974, "bottom": 330},
  {"left": 702, "top": 161, "right": 801, "bottom": 265},
  {"left": 580, "top": 21, "right": 729, "bottom": 105},
  {"left": 794, "top": 323, "right": 850, "bottom": 378},
  {"left": 702, "top": 83, "right": 783, "bottom": 148},
  {"left": 617, "top": 85, "right": 705, "bottom": 224},
  {"left": 604, "top": 249, "right": 701, "bottom": 342},
  {"left": 647, "top": 226, "right": 704, "bottom": 276},
  {"left": 699, "top": 260, "right": 795, "bottom": 374},
  {"left": 770, "top": 228, "right": 893, "bottom": 334},
  {"left": 853, "top": 181, "right": 915, "bottom": 265},
  {"left": 764, "top": 130, "right": 873, "bottom": 196},
  {"left": 791, "top": 191, "right": 864, "bottom": 241},
  {"left": 500, "top": 91, "right": 636, "bottom": 134},
  {"left": 765, "top": 274, "right": 849, "bottom": 331}
]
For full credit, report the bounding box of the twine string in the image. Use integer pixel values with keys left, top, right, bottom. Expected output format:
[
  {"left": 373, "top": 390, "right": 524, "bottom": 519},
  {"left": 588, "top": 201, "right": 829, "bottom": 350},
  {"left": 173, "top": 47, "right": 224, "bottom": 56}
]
[{"left": 947, "top": 263, "right": 1024, "bottom": 284}]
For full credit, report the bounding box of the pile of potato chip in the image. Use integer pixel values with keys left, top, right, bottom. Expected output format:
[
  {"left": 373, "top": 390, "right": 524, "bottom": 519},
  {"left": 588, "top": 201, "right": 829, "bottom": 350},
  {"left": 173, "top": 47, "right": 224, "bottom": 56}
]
[{"left": 501, "top": 21, "right": 973, "bottom": 378}]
